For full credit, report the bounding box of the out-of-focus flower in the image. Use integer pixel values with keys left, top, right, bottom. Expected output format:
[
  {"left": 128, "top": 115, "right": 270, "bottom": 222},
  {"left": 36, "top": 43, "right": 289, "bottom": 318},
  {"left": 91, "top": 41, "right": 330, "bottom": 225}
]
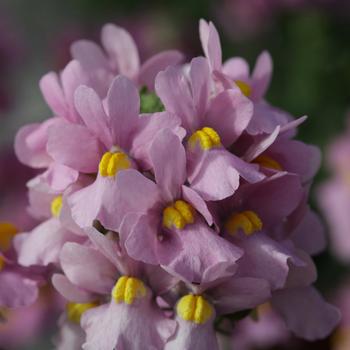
[{"left": 318, "top": 117, "right": 350, "bottom": 262}]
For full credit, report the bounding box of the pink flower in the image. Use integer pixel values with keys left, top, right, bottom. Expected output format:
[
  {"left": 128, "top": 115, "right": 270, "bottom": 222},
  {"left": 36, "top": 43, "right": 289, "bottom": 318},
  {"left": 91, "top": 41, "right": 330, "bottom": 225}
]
[
  {"left": 53, "top": 228, "right": 177, "bottom": 350},
  {"left": 199, "top": 19, "right": 292, "bottom": 135}
]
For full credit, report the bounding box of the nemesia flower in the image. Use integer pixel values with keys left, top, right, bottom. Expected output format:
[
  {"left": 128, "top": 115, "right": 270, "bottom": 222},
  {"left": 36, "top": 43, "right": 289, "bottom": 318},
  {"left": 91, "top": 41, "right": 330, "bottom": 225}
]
[
  {"left": 53, "top": 228, "right": 177, "bottom": 350},
  {"left": 7, "top": 19, "right": 340, "bottom": 349},
  {"left": 318, "top": 120, "right": 350, "bottom": 262},
  {"left": 112, "top": 128, "right": 242, "bottom": 283},
  {"left": 156, "top": 56, "right": 264, "bottom": 200},
  {"left": 199, "top": 19, "right": 292, "bottom": 135}
]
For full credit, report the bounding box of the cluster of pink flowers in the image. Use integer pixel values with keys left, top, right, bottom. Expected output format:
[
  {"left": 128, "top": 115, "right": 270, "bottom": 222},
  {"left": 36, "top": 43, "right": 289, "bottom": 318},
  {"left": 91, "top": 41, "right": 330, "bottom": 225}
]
[{"left": 1, "top": 20, "right": 340, "bottom": 349}]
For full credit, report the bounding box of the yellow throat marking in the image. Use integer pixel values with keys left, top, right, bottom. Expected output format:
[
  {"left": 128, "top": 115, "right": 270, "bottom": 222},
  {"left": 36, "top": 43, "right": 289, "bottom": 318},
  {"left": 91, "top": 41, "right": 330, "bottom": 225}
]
[
  {"left": 177, "top": 295, "right": 213, "bottom": 324},
  {"left": 225, "top": 210, "right": 262, "bottom": 236},
  {"left": 188, "top": 127, "right": 221, "bottom": 151},
  {"left": 234, "top": 80, "right": 252, "bottom": 97},
  {"left": 66, "top": 302, "right": 99, "bottom": 324},
  {"left": 51, "top": 196, "right": 63, "bottom": 218},
  {"left": 99, "top": 151, "right": 131, "bottom": 177},
  {"left": 0, "top": 222, "right": 18, "bottom": 252},
  {"left": 253, "top": 155, "right": 282, "bottom": 171},
  {"left": 112, "top": 276, "right": 146, "bottom": 305},
  {"left": 163, "top": 200, "right": 195, "bottom": 230}
]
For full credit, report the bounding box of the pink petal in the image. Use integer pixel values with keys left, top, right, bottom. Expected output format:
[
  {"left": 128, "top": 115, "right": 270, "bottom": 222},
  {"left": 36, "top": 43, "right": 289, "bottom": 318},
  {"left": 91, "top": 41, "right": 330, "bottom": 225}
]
[
  {"left": 60, "top": 242, "right": 117, "bottom": 294},
  {"left": 291, "top": 209, "right": 326, "bottom": 256},
  {"left": 130, "top": 111, "right": 184, "bottom": 170},
  {"left": 212, "top": 277, "right": 271, "bottom": 315},
  {"left": 15, "top": 119, "right": 57, "bottom": 168},
  {"left": 106, "top": 75, "right": 140, "bottom": 149},
  {"left": 189, "top": 56, "right": 211, "bottom": 119},
  {"left": 155, "top": 65, "right": 196, "bottom": 131},
  {"left": 139, "top": 50, "right": 184, "bottom": 90},
  {"left": 52, "top": 273, "right": 95, "bottom": 303},
  {"left": 15, "top": 218, "right": 83, "bottom": 267},
  {"left": 271, "top": 286, "right": 340, "bottom": 341},
  {"left": 251, "top": 51, "right": 273, "bottom": 100},
  {"left": 70, "top": 40, "right": 109, "bottom": 72},
  {"left": 149, "top": 129, "right": 186, "bottom": 201},
  {"left": 205, "top": 89, "right": 253, "bottom": 146},
  {"left": 47, "top": 121, "right": 102, "bottom": 173},
  {"left": 101, "top": 23, "right": 140, "bottom": 78},
  {"left": 39, "top": 72, "right": 67, "bottom": 119},
  {"left": 0, "top": 271, "right": 38, "bottom": 308},
  {"left": 162, "top": 220, "right": 243, "bottom": 284},
  {"left": 222, "top": 57, "right": 250, "bottom": 80},
  {"left": 74, "top": 85, "right": 113, "bottom": 149},
  {"left": 182, "top": 185, "right": 213, "bottom": 226},
  {"left": 199, "top": 19, "right": 222, "bottom": 71}
]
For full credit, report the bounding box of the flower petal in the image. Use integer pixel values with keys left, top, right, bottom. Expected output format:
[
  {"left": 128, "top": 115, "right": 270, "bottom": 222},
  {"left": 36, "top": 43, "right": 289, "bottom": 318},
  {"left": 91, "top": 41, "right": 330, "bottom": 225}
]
[
  {"left": 47, "top": 121, "right": 102, "bottom": 173},
  {"left": 60, "top": 242, "right": 117, "bottom": 294},
  {"left": 0, "top": 271, "right": 38, "bottom": 308},
  {"left": 251, "top": 51, "right": 273, "bottom": 101},
  {"left": 106, "top": 75, "right": 140, "bottom": 149},
  {"left": 101, "top": 23, "right": 140, "bottom": 78},
  {"left": 139, "top": 50, "right": 184, "bottom": 90},
  {"left": 271, "top": 286, "right": 340, "bottom": 341},
  {"left": 74, "top": 85, "right": 113, "bottom": 149},
  {"left": 205, "top": 89, "right": 253, "bottom": 146},
  {"left": 52, "top": 273, "right": 95, "bottom": 303},
  {"left": 150, "top": 128, "right": 186, "bottom": 201}
]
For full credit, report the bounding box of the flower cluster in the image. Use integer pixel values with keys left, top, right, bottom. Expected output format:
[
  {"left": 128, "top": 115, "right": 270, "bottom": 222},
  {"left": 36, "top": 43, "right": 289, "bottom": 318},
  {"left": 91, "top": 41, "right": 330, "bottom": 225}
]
[{"left": 2, "top": 20, "right": 340, "bottom": 349}]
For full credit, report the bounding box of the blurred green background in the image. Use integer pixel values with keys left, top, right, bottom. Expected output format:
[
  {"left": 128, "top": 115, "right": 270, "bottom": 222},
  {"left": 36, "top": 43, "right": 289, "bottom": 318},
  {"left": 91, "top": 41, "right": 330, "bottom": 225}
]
[{"left": 1, "top": 1, "right": 350, "bottom": 349}]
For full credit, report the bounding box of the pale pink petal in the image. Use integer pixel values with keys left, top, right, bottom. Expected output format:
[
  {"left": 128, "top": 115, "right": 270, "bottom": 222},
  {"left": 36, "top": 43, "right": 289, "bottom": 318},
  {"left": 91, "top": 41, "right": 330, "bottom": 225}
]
[
  {"left": 212, "top": 277, "right": 271, "bottom": 315},
  {"left": 149, "top": 128, "right": 186, "bottom": 201},
  {"left": 74, "top": 85, "right": 113, "bottom": 148},
  {"left": 205, "top": 88, "right": 253, "bottom": 146},
  {"left": 106, "top": 75, "right": 140, "bottom": 149},
  {"left": 71, "top": 40, "right": 109, "bottom": 72},
  {"left": 189, "top": 56, "right": 211, "bottom": 119},
  {"left": 222, "top": 57, "right": 250, "bottom": 80},
  {"left": 15, "top": 119, "right": 58, "bottom": 168},
  {"left": 52, "top": 274, "right": 95, "bottom": 303},
  {"left": 155, "top": 65, "right": 196, "bottom": 131},
  {"left": 101, "top": 23, "right": 140, "bottom": 78},
  {"left": 0, "top": 271, "right": 38, "bottom": 308},
  {"left": 251, "top": 51, "right": 273, "bottom": 100},
  {"left": 272, "top": 286, "right": 340, "bottom": 341},
  {"left": 139, "top": 50, "right": 184, "bottom": 90},
  {"left": 47, "top": 121, "right": 102, "bottom": 173},
  {"left": 130, "top": 111, "right": 184, "bottom": 170},
  {"left": 39, "top": 72, "right": 68, "bottom": 119},
  {"left": 60, "top": 242, "right": 117, "bottom": 294}
]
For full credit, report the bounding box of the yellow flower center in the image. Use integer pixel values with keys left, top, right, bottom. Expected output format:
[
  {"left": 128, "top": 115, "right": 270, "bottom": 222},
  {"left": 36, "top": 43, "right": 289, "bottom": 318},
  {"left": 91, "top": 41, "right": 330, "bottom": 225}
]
[
  {"left": 99, "top": 151, "right": 131, "bottom": 177},
  {"left": 177, "top": 294, "right": 213, "bottom": 324},
  {"left": 234, "top": 80, "right": 252, "bottom": 97},
  {"left": 253, "top": 155, "right": 282, "bottom": 171},
  {"left": 0, "top": 255, "right": 5, "bottom": 271},
  {"left": 51, "top": 196, "right": 63, "bottom": 218},
  {"left": 163, "top": 200, "right": 195, "bottom": 230},
  {"left": 112, "top": 276, "right": 146, "bottom": 305},
  {"left": 66, "top": 302, "right": 99, "bottom": 324},
  {"left": 188, "top": 127, "right": 221, "bottom": 151},
  {"left": 0, "top": 222, "right": 18, "bottom": 252},
  {"left": 225, "top": 210, "right": 262, "bottom": 236}
]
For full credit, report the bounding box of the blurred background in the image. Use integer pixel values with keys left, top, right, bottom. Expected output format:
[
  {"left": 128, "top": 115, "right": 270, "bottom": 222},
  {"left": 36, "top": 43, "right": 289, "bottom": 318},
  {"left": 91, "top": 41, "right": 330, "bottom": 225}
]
[{"left": 1, "top": 0, "right": 350, "bottom": 349}]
